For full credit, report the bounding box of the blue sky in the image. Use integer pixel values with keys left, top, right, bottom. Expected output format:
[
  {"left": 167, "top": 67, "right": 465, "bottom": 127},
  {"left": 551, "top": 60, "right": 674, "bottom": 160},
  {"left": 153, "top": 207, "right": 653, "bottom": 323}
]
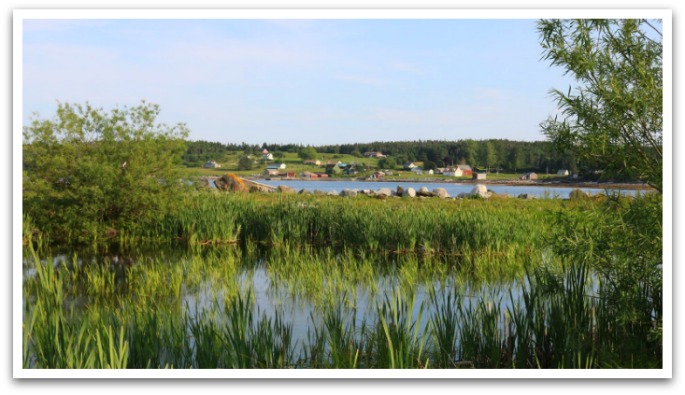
[{"left": 22, "top": 18, "right": 576, "bottom": 145}]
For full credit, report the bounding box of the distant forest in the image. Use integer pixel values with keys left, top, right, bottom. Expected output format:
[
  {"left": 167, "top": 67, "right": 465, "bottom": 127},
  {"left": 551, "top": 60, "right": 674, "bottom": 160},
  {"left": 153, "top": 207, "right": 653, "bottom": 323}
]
[{"left": 183, "top": 138, "right": 633, "bottom": 179}]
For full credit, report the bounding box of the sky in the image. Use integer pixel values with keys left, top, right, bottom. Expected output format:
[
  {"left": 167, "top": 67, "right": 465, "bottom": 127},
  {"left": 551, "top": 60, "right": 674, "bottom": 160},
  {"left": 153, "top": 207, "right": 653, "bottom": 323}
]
[{"left": 22, "top": 17, "right": 587, "bottom": 145}]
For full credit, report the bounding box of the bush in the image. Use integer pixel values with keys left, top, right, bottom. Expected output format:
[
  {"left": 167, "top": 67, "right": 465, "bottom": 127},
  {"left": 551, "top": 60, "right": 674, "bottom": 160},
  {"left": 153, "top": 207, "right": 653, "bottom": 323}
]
[{"left": 23, "top": 101, "right": 189, "bottom": 241}]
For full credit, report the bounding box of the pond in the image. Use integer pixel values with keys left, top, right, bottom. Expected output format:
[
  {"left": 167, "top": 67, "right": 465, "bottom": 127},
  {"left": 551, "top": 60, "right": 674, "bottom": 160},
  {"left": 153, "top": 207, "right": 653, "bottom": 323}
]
[{"left": 22, "top": 245, "right": 539, "bottom": 369}]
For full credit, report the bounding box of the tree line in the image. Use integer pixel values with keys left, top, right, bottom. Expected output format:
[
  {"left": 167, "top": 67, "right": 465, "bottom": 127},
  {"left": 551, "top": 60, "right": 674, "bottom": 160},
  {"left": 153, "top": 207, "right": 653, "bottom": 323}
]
[{"left": 184, "top": 138, "right": 592, "bottom": 176}]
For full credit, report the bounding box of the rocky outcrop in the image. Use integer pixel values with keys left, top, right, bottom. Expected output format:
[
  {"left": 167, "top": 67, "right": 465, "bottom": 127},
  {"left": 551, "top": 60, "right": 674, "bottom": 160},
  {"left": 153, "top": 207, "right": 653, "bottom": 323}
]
[
  {"left": 298, "top": 189, "right": 311, "bottom": 194},
  {"left": 518, "top": 193, "right": 536, "bottom": 200},
  {"left": 327, "top": 190, "right": 339, "bottom": 196},
  {"left": 214, "top": 173, "right": 248, "bottom": 192}
]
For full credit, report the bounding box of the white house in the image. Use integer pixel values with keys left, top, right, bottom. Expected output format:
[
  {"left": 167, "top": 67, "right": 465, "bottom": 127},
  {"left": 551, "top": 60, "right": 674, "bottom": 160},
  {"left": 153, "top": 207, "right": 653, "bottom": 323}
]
[
  {"left": 262, "top": 153, "right": 274, "bottom": 161},
  {"left": 557, "top": 169, "right": 570, "bottom": 177},
  {"left": 266, "top": 163, "right": 286, "bottom": 170},
  {"left": 442, "top": 168, "right": 463, "bottom": 177},
  {"left": 404, "top": 162, "right": 417, "bottom": 170}
]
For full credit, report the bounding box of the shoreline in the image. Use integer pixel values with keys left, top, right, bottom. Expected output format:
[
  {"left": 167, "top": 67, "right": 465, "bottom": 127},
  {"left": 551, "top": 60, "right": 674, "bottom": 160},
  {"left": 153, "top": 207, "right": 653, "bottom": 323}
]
[{"left": 241, "top": 176, "right": 653, "bottom": 191}]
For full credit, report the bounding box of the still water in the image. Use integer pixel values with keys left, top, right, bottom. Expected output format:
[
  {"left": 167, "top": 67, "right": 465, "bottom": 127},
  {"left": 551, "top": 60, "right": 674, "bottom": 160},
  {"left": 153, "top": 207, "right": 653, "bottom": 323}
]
[{"left": 251, "top": 179, "right": 641, "bottom": 198}]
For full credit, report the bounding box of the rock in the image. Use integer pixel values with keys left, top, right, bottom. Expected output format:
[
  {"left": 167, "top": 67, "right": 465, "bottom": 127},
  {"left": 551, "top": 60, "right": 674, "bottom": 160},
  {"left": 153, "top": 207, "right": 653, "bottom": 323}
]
[
  {"left": 402, "top": 187, "right": 416, "bottom": 198},
  {"left": 417, "top": 187, "right": 434, "bottom": 197},
  {"left": 569, "top": 189, "right": 589, "bottom": 200},
  {"left": 341, "top": 189, "right": 358, "bottom": 197},
  {"left": 298, "top": 189, "right": 311, "bottom": 194},
  {"left": 361, "top": 189, "right": 372, "bottom": 195},
  {"left": 250, "top": 185, "right": 270, "bottom": 193},
  {"left": 518, "top": 193, "right": 536, "bottom": 200},
  {"left": 313, "top": 189, "right": 326, "bottom": 195},
  {"left": 396, "top": 186, "right": 404, "bottom": 196},
  {"left": 327, "top": 190, "right": 339, "bottom": 196},
  {"left": 432, "top": 188, "right": 450, "bottom": 199},
  {"left": 214, "top": 173, "right": 248, "bottom": 192},
  {"left": 470, "top": 184, "right": 489, "bottom": 198},
  {"left": 376, "top": 188, "right": 393, "bottom": 197},
  {"left": 277, "top": 185, "right": 296, "bottom": 194}
]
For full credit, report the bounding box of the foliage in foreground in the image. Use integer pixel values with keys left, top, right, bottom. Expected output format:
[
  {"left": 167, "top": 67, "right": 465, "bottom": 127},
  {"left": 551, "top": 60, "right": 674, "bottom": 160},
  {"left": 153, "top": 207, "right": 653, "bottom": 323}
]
[{"left": 23, "top": 101, "right": 189, "bottom": 242}]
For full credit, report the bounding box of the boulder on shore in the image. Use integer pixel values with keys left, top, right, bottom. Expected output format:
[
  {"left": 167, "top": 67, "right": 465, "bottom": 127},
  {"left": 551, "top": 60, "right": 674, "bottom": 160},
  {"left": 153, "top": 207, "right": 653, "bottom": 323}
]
[
  {"left": 569, "top": 189, "right": 589, "bottom": 200},
  {"left": 214, "top": 173, "right": 248, "bottom": 192},
  {"left": 402, "top": 187, "right": 416, "bottom": 198},
  {"left": 433, "top": 188, "right": 450, "bottom": 199},
  {"left": 341, "top": 189, "right": 358, "bottom": 197},
  {"left": 277, "top": 185, "right": 296, "bottom": 194},
  {"left": 470, "top": 184, "right": 489, "bottom": 199},
  {"left": 376, "top": 188, "right": 393, "bottom": 197},
  {"left": 417, "top": 187, "right": 434, "bottom": 197},
  {"left": 518, "top": 193, "right": 536, "bottom": 200}
]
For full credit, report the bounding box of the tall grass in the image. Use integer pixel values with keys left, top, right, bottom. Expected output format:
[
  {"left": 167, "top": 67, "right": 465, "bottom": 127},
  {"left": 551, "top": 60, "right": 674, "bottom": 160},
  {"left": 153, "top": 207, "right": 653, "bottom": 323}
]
[{"left": 21, "top": 193, "right": 661, "bottom": 369}]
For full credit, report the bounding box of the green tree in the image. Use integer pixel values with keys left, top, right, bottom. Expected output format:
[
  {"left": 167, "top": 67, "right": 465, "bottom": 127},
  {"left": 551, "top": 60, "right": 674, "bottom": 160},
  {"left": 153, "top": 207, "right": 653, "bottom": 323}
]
[
  {"left": 539, "top": 19, "right": 663, "bottom": 366},
  {"left": 298, "top": 146, "right": 318, "bottom": 161},
  {"left": 378, "top": 157, "right": 397, "bottom": 170},
  {"left": 237, "top": 155, "right": 253, "bottom": 170},
  {"left": 478, "top": 141, "right": 497, "bottom": 172},
  {"left": 23, "top": 101, "right": 189, "bottom": 240},
  {"left": 538, "top": 19, "right": 663, "bottom": 191}
]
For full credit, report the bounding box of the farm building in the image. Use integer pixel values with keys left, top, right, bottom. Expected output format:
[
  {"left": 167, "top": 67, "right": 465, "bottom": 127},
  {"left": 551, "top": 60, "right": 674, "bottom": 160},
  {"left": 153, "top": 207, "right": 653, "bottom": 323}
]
[
  {"left": 473, "top": 172, "right": 487, "bottom": 180},
  {"left": 203, "top": 160, "right": 221, "bottom": 169},
  {"left": 264, "top": 169, "right": 279, "bottom": 176},
  {"left": 457, "top": 165, "right": 473, "bottom": 176},
  {"left": 403, "top": 162, "right": 417, "bottom": 170},
  {"left": 557, "top": 169, "right": 570, "bottom": 177},
  {"left": 520, "top": 172, "right": 538, "bottom": 180}
]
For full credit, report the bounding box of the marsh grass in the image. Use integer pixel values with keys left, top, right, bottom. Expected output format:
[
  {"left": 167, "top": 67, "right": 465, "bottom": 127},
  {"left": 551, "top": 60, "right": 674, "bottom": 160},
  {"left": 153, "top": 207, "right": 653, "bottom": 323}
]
[{"left": 21, "top": 193, "right": 661, "bottom": 369}]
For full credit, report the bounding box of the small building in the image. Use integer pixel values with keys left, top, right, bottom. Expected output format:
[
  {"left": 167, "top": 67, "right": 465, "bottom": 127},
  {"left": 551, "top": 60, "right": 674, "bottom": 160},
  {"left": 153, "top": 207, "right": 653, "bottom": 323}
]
[
  {"left": 363, "top": 152, "right": 385, "bottom": 158},
  {"left": 304, "top": 160, "right": 321, "bottom": 166},
  {"left": 371, "top": 171, "right": 385, "bottom": 179},
  {"left": 520, "top": 172, "right": 538, "bottom": 180},
  {"left": 403, "top": 162, "right": 417, "bottom": 170},
  {"left": 266, "top": 163, "right": 286, "bottom": 170},
  {"left": 203, "top": 160, "right": 221, "bottom": 169},
  {"left": 411, "top": 167, "right": 424, "bottom": 175},
  {"left": 264, "top": 169, "right": 280, "bottom": 176},
  {"left": 457, "top": 165, "right": 473, "bottom": 176},
  {"left": 262, "top": 153, "right": 274, "bottom": 161},
  {"left": 473, "top": 172, "right": 487, "bottom": 180},
  {"left": 557, "top": 169, "right": 570, "bottom": 177}
]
